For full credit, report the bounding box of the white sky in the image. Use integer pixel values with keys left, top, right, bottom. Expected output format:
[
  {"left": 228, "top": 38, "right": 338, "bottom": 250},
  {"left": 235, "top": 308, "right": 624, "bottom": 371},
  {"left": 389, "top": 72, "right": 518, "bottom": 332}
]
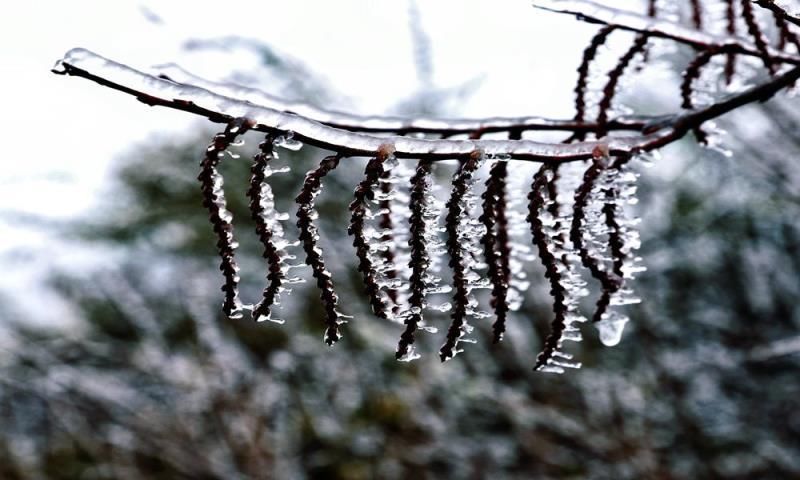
[{"left": 0, "top": 0, "right": 625, "bottom": 323}]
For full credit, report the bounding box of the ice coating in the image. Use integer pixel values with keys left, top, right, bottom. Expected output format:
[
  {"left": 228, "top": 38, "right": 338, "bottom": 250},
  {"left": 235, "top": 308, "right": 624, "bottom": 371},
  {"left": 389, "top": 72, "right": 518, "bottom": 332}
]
[
  {"left": 55, "top": 48, "right": 667, "bottom": 161},
  {"left": 152, "top": 63, "right": 648, "bottom": 134}
]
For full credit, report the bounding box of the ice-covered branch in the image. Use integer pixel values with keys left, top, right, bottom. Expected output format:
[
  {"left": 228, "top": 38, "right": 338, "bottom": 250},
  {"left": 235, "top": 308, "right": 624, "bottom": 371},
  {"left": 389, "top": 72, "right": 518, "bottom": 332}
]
[
  {"left": 53, "top": 48, "right": 800, "bottom": 163},
  {"left": 532, "top": 0, "right": 800, "bottom": 65}
]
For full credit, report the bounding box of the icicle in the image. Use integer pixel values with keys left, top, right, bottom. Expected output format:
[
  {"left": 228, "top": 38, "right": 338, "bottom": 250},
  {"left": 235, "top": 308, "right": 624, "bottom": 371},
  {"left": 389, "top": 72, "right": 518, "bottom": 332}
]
[
  {"left": 349, "top": 145, "right": 396, "bottom": 320},
  {"left": 570, "top": 147, "right": 645, "bottom": 349}
]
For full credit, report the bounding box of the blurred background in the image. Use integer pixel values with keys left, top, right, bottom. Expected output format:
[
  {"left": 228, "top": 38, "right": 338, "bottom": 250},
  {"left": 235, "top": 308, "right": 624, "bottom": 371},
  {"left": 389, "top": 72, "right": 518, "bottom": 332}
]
[{"left": 1, "top": 1, "right": 799, "bottom": 478}]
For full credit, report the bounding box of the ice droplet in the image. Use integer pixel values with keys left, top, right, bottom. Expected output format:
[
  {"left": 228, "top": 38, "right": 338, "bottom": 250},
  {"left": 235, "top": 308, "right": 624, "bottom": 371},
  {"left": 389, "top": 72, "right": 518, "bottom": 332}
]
[
  {"left": 383, "top": 154, "right": 400, "bottom": 170},
  {"left": 595, "top": 314, "right": 629, "bottom": 347},
  {"left": 430, "top": 302, "right": 452, "bottom": 313},
  {"left": 419, "top": 325, "right": 438, "bottom": 334},
  {"left": 254, "top": 312, "right": 286, "bottom": 325}
]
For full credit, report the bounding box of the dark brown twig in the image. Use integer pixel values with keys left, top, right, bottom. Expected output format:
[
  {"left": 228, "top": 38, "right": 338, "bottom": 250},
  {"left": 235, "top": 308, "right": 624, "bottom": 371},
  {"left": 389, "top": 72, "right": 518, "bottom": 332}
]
[
  {"left": 54, "top": 49, "right": 800, "bottom": 162},
  {"left": 153, "top": 63, "right": 644, "bottom": 137},
  {"left": 772, "top": 11, "right": 800, "bottom": 53},
  {"left": 533, "top": 0, "right": 800, "bottom": 65},
  {"left": 755, "top": 0, "right": 800, "bottom": 29}
]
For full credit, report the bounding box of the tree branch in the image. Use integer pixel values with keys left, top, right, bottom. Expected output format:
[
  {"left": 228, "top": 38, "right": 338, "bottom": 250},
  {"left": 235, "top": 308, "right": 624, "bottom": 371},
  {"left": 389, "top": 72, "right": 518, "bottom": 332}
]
[
  {"left": 532, "top": 0, "right": 800, "bottom": 65},
  {"left": 53, "top": 48, "right": 800, "bottom": 162}
]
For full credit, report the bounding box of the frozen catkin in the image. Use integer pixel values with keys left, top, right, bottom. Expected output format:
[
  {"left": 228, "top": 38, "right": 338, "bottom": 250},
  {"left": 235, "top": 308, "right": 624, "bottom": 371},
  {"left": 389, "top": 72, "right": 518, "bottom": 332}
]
[
  {"left": 481, "top": 160, "right": 512, "bottom": 343},
  {"left": 349, "top": 145, "right": 397, "bottom": 320},
  {"left": 199, "top": 117, "right": 254, "bottom": 319},
  {"left": 248, "top": 134, "right": 299, "bottom": 324},
  {"left": 396, "top": 160, "right": 436, "bottom": 362},
  {"left": 296, "top": 155, "right": 347, "bottom": 345},
  {"left": 440, "top": 150, "right": 488, "bottom": 362}
]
